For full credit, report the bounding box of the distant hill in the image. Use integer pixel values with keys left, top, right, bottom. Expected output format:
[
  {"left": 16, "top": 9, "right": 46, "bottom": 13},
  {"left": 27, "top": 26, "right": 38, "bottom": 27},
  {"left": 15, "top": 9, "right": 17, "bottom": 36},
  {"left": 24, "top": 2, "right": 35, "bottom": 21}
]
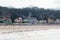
[
  {"left": 54, "top": 7, "right": 60, "bottom": 10},
  {"left": 0, "top": 6, "right": 60, "bottom": 22}
]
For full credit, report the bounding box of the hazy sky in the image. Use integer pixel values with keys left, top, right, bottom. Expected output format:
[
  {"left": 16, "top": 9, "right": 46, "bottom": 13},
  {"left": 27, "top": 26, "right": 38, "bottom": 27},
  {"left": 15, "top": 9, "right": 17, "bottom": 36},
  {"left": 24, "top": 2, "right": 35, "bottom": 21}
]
[{"left": 0, "top": 0, "right": 60, "bottom": 9}]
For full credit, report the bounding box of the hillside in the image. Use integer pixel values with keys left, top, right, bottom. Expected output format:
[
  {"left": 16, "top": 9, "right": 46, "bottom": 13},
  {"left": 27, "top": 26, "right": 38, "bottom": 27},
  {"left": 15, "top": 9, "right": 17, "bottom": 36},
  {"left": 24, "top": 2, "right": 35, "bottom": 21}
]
[{"left": 0, "top": 6, "right": 60, "bottom": 22}]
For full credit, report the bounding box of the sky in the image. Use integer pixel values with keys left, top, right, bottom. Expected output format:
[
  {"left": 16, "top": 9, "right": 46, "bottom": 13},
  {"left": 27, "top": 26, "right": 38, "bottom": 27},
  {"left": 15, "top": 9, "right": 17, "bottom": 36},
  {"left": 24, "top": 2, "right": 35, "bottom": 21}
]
[{"left": 0, "top": 0, "right": 60, "bottom": 9}]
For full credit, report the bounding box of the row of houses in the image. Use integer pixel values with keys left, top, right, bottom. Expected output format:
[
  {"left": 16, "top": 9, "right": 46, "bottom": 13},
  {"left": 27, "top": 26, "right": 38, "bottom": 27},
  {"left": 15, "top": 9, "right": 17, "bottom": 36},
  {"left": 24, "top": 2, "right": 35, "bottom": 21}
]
[
  {"left": 14, "top": 17, "right": 60, "bottom": 24},
  {"left": 0, "top": 16, "right": 60, "bottom": 24}
]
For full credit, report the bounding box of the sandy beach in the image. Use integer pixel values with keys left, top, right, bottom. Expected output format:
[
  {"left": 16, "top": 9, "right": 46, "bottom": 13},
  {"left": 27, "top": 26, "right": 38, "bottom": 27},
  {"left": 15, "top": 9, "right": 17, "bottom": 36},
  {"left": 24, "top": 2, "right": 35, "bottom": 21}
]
[
  {"left": 0, "top": 25, "right": 60, "bottom": 40},
  {"left": 0, "top": 25, "right": 60, "bottom": 32}
]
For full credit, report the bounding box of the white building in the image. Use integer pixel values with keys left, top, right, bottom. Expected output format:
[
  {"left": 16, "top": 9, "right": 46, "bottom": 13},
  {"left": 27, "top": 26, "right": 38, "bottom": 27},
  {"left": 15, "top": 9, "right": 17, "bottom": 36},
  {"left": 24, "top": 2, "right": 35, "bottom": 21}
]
[
  {"left": 14, "top": 17, "right": 22, "bottom": 23},
  {"left": 39, "top": 20, "right": 47, "bottom": 24},
  {"left": 55, "top": 19, "right": 60, "bottom": 24},
  {"left": 23, "top": 17, "right": 38, "bottom": 24}
]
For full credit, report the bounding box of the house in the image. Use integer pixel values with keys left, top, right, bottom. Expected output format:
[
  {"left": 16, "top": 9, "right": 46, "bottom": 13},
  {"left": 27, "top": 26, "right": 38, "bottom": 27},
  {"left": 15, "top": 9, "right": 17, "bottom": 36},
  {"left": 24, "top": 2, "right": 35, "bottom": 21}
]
[
  {"left": 23, "top": 17, "right": 38, "bottom": 24},
  {"left": 0, "top": 13, "right": 12, "bottom": 24},
  {"left": 14, "top": 17, "right": 22, "bottom": 23},
  {"left": 47, "top": 17, "right": 55, "bottom": 24},
  {"left": 38, "top": 20, "right": 47, "bottom": 24},
  {"left": 3, "top": 18, "right": 12, "bottom": 24},
  {"left": 55, "top": 19, "right": 60, "bottom": 24},
  {"left": 23, "top": 19, "right": 29, "bottom": 23}
]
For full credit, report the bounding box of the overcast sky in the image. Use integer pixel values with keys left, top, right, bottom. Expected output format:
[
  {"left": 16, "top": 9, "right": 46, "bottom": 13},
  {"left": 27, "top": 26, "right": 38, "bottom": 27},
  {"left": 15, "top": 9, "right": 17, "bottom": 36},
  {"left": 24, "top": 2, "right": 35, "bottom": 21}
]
[{"left": 0, "top": 0, "right": 60, "bottom": 9}]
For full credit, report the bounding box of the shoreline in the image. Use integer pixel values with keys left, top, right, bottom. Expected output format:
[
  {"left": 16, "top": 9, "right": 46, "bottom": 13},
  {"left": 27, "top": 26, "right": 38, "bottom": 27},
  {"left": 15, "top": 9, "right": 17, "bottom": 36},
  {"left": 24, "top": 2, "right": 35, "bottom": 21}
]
[
  {"left": 0, "top": 25, "right": 60, "bottom": 33},
  {"left": 0, "top": 25, "right": 60, "bottom": 30}
]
